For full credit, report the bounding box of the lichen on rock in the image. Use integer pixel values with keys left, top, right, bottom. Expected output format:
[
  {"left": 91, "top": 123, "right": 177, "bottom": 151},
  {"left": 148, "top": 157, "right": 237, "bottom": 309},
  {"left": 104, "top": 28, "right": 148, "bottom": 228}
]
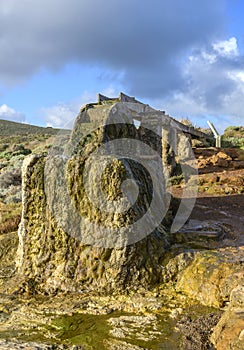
[
  {"left": 175, "top": 247, "right": 244, "bottom": 307},
  {"left": 14, "top": 101, "right": 174, "bottom": 295}
]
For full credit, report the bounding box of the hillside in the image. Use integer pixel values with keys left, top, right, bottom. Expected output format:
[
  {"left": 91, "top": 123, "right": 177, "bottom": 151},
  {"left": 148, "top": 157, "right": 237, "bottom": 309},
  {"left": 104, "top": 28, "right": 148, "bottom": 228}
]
[
  {"left": 0, "top": 119, "right": 71, "bottom": 226},
  {"left": 0, "top": 119, "right": 71, "bottom": 159},
  {"left": 0, "top": 118, "right": 70, "bottom": 136}
]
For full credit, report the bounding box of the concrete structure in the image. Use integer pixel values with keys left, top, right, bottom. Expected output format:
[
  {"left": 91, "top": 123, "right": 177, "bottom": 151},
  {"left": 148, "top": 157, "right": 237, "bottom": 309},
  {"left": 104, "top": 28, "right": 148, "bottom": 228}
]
[
  {"left": 91, "top": 92, "right": 213, "bottom": 174},
  {"left": 207, "top": 120, "right": 221, "bottom": 148}
]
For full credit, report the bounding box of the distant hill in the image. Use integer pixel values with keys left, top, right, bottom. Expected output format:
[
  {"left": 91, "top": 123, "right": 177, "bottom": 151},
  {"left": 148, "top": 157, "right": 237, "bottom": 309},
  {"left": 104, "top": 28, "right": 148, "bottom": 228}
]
[{"left": 0, "top": 119, "right": 70, "bottom": 136}]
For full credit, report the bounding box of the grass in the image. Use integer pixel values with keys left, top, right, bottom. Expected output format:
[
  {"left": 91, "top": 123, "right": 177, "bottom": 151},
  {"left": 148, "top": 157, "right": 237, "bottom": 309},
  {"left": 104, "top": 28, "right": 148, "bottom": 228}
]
[
  {"left": 0, "top": 119, "right": 70, "bottom": 157},
  {"left": 0, "top": 119, "right": 70, "bottom": 136}
]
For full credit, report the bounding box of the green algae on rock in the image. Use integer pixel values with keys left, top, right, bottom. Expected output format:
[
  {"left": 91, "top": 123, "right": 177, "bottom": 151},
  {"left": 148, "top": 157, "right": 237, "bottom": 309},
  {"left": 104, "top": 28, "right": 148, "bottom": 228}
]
[
  {"left": 175, "top": 247, "right": 244, "bottom": 307},
  {"left": 13, "top": 99, "right": 176, "bottom": 295}
]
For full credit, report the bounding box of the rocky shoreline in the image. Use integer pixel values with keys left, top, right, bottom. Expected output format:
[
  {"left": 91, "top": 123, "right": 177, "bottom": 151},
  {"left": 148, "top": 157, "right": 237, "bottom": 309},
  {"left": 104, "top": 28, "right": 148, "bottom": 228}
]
[{"left": 0, "top": 226, "right": 243, "bottom": 349}]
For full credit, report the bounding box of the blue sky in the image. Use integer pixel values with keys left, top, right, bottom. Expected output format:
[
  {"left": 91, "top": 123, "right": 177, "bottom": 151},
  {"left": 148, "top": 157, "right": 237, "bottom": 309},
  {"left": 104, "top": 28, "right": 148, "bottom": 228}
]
[{"left": 0, "top": 0, "right": 243, "bottom": 133}]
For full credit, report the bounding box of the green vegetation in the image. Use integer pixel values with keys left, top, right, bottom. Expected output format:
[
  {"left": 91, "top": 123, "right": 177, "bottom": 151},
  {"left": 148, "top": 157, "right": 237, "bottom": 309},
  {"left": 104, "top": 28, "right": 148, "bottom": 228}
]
[
  {"left": 170, "top": 174, "right": 184, "bottom": 186},
  {"left": 0, "top": 119, "right": 70, "bottom": 230},
  {"left": 0, "top": 119, "right": 70, "bottom": 159},
  {"left": 222, "top": 126, "right": 244, "bottom": 149},
  {"left": 0, "top": 118, "right": 70, "bottom": 136},
  {"left": 180, "top": 118, "right": 194, "bottom": 127}
]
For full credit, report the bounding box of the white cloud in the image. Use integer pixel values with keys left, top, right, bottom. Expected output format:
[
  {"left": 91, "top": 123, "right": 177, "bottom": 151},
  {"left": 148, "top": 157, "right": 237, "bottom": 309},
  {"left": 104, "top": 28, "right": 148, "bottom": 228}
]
[
  {"left": 0, "top": 104, "right": 25, "bottom": 122},
  {"left": 155, "top": 37, "right": 244, "bottom": 133},
  {"left": 42, "top": 104, "right": 77, "bottom": 129},
  {"left": 42, "top": 91, "right": 100, "bottom": 128},
  {"left": 213, "top": 37, "right": 238, "bottom": 57},
  {"left": 42, "top": 88, "right": 121, "bottom": 128}
]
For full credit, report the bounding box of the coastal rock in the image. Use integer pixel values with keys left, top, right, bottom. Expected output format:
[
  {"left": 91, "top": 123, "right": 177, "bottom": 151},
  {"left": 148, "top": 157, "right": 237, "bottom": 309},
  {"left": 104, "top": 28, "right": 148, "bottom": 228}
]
[
  {"left": 211, "top": 285, "right": 244, "bottom": 350},
  {"left": 175, "top": 247, "right": 244, "bottom": 307},
  {"left": 12, "top": 101, "right": 172, "bottom": 295}
]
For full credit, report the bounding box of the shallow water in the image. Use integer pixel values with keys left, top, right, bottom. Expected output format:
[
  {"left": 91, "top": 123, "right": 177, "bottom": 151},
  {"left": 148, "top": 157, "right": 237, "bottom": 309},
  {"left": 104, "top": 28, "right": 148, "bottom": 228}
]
[
  {"left": 0, "top": 310, "right": 180, "bottom": 349},
  {"left": 49, "top": 312, "right": 180, "bottom": 349},
  {"left": 0, "top": 307, "right": 220, "bottom": 349}
]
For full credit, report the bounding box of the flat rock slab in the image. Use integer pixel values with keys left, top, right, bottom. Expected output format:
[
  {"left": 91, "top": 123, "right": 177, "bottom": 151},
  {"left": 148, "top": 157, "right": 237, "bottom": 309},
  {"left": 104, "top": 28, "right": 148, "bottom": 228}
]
[{"left": 177, "top": 219, "right": 225, "bottom": 241}]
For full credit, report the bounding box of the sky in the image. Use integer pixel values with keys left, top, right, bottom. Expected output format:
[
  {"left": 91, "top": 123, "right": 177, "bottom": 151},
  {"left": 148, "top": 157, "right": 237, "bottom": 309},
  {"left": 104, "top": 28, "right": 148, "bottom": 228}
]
[{"left": 0, "top": 0, "right": 244, "bottom": 133}]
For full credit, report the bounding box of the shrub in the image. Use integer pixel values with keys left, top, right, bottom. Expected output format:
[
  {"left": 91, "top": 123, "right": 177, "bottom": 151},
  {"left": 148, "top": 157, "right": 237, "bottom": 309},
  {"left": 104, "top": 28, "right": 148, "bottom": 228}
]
[
  {"left": 0, "top": 169, "right": 21, "bottom": 188},
  {"left": 12, "top": 148, "right": 31, "bottom": 156},
  {"left": 0, "top": 144, "right": 9, "bottom": 152},
  {"left": 222, "top": 126, "right": 244, "bottom": 149},
  {"left": 170, "top": 174, "right": 184, "bottom": 185}
]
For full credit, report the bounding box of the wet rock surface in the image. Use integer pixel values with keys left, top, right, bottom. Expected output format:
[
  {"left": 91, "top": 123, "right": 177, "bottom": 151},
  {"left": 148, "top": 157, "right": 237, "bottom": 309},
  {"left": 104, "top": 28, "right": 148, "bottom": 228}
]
[
  {"left": 0, "top": 290, "right": 220, "bottom": 349},
  {"left": 0, "top": 340, "right": 82, "bottom": 349}
]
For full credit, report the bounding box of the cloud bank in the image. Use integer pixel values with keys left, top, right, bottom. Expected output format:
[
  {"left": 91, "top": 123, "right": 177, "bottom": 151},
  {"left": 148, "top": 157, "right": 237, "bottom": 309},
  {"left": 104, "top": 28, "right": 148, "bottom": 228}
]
[
  {"left": 0, "top": 1, "right": 243, "bottom": 131},
  {"left": 0, "top": 0, "right": 226, "bottom": 97},
  {"left": 160, "top": 37, "right": 244, "bottom": 131}
]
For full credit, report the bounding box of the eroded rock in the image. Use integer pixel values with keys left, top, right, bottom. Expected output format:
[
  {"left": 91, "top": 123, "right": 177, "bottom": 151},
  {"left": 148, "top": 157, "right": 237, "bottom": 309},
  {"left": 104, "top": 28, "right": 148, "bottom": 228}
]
[
  {"left": 13, "top": 101, "right": 172, "bottom": 295},
  {"left": 211, "top": 285, "right": 244, "bottom": 350},
  {"left": 175, "top": 247, "right": 244, "bottom": 307}
]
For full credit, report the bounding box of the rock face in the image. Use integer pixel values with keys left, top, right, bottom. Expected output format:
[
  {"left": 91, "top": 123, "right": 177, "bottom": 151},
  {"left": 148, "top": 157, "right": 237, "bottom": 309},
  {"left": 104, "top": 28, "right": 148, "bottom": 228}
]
[
  {"left": 15, "top": 100, "right": 174, "bottom": 294},
  {"left": 211, "top": 285, "right": 244, "bottom": 350},
  {"left": 175, "top": 247, "right": 244, "bottom": 307}
]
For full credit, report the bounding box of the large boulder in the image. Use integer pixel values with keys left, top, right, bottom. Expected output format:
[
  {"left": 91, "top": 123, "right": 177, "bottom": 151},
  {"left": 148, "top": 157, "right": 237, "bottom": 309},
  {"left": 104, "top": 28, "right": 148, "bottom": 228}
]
[
  {"left": 175, "top": 247, "right": 244, "bottom": 307},
  {"left": 211, "top": 285, "right": 244, "bottom": 350},
  {"left": 14, "top": 101, "right": 174, "bottom": 295}
]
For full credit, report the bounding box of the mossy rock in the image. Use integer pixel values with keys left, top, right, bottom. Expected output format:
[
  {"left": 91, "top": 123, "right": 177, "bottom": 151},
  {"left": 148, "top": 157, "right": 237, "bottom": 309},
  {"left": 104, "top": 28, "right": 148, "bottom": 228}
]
[
  {"left": 176, "top": 247, "right": 244, "bottom": 307},
  {"left": 12, "top": 102, "right": 172, "bottom": 295}
]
